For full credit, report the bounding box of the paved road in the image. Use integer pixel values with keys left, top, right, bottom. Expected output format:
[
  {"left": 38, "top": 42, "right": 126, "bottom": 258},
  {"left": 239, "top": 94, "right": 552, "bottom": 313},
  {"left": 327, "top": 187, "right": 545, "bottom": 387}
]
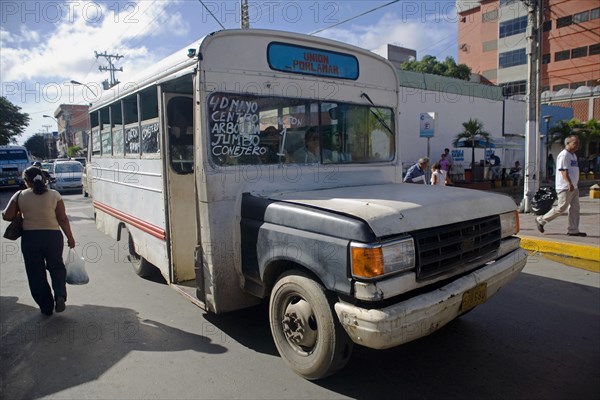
[{"left": 1, "top": 191, "right": 599, "bottom": 399}]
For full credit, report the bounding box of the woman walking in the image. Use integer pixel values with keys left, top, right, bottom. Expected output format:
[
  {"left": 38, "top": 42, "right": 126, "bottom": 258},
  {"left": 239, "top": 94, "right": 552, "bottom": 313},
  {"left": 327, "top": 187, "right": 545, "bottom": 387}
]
[{"left": 2, "top": 166, "right": 76, "bottom": 315}]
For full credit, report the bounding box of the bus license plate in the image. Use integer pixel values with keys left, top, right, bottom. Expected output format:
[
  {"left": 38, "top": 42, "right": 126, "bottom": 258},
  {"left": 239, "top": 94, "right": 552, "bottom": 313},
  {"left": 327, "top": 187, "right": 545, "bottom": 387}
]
[
  {"left": 460, "top": 282, "right": 487, "bottom": 311},
  {"left": 8, "top": 180, "right": 15, "bottom": 184}
]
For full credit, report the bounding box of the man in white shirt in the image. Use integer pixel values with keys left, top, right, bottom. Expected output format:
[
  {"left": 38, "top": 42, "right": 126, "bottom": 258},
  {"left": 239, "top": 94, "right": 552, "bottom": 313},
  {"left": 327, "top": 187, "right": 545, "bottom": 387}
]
[{"left": 536, "top": 135, "right": 586, "bottom": 236}]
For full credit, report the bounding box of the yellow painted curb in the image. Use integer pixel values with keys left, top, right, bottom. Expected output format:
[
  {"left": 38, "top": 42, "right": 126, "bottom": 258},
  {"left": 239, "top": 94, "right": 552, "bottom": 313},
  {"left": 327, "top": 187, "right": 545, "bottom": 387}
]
[
  {"left": 540, "top": 253, "right": 600, "bottom": 273},
  {"left": 519, "top": 235, "right": 600, "bottom": 268}
]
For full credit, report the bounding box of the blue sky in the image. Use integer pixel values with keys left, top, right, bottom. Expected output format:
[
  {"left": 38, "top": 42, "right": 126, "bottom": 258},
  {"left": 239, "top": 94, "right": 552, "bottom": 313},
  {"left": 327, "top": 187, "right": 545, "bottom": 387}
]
[{"left": 1, "top": 0, "right": 459, "bottom": 144}]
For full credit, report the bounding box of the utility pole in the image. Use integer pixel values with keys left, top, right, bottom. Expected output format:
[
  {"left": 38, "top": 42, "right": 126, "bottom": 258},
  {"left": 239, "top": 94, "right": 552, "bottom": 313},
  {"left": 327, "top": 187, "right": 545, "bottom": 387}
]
[
  {"left": 41, "top": 125, "right": 52, "bottom": 159},
  {"left": 523, "top": 0, "right": 542, "bottom": 212},
  {"left": 241, "top": 0, "right": 250, "bottom": 29},
  {"left": 95, "top": 51, "right": 124, "bottom": 90}
]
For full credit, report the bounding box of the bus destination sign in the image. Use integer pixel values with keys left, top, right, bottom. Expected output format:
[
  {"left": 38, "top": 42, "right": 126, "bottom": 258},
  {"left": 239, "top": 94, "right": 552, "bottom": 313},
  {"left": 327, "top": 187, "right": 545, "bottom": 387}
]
[{"left": 267, "top": 42, "right": 359, "bottom": 80}]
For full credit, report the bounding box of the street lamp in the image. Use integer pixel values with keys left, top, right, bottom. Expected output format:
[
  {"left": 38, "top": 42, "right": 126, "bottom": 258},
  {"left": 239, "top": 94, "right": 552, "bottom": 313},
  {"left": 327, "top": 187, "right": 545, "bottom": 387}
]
[
  {"left": 543, "top": 115, "right": 552, "bottom": 181},
  {"left": 70, "top": 80, "right": 98, "bottom": 97}
]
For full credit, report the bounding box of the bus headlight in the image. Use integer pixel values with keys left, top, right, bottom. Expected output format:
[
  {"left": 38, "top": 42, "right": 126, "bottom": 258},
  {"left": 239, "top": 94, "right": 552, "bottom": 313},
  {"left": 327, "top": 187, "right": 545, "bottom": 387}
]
[
  {"left": 500, "top": 211, "right": 519, "bottom": 238},
  {"left": 351, "top": 238, "right": 416, "bottom": 279}
]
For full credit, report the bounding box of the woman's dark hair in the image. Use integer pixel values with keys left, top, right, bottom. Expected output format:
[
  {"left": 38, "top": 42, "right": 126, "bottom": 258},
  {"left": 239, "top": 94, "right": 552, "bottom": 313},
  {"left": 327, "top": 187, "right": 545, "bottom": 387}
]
[
  {"left": 304, "top": 126, "right": 319, "bottom": 145},
  {"left": 23, "top": 166, "right": 48, "bottom": 195}
]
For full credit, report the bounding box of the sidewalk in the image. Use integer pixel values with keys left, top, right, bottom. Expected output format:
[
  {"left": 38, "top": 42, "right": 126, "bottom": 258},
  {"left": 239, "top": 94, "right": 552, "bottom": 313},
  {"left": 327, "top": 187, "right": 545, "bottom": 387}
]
[{"left": 495, "top": 182, "right": 600, "bottom": 272}]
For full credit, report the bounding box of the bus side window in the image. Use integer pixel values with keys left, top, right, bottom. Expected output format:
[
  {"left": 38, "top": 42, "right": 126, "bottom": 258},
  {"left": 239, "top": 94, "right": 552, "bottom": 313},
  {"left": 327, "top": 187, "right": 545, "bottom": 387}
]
[{"left": 167, "top": 97, "right": 194, "bottom": 174}]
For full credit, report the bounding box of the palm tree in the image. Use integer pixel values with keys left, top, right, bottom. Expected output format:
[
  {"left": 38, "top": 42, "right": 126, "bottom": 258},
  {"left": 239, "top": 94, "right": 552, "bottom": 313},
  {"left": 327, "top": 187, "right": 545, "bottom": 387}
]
[
  {"left": 549, "top": 118, "right": 600, "bottom": 159},
  {"left": 453, "top": 118, "right": 491, "bottom": 170}
]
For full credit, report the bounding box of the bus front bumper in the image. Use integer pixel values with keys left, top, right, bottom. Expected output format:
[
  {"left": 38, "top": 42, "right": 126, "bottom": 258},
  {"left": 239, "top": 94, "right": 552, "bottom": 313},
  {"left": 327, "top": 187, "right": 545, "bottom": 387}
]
[
  {"left": 334, "top": 248, "right": 527, "bottom": 350},
  {"left": 0, "top": 177, "right": 23, "bottom": 187}
]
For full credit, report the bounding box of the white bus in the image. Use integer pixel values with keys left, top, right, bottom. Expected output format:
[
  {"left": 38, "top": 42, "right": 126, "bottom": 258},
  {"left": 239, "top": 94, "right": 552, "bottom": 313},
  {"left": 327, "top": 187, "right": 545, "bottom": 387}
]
[
  {"left": 87, "top": 29, "right": 527, "bottom": 379},
  {"left": 0, "top": 145, "right": 31, "bottom": 188}
]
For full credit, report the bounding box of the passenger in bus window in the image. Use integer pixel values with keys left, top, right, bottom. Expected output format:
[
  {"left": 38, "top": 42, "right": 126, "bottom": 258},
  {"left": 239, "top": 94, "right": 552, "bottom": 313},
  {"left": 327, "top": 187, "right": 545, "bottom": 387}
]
[
  {"left": 260, "top": 126, "right": 283, "bottom": 164},
  {"left": 2, "top": 167, "right": 76, "bottom": 316},
  {"left": 293, "top": 126, "right": 320, "bottom": 163},
  {"left": 324, "top": 131, "right": 352, "bottom": 163}
]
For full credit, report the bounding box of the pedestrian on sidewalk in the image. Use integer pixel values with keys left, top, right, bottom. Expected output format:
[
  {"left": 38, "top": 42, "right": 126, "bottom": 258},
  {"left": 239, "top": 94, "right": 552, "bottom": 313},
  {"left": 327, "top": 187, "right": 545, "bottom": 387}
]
[
  {"left": 2, "top": 166, "right": 76, "bottom": 316},
  {"left": 404, "top": 157, "right": 429, "bottom": 184},
  {"left": 536, "top": 135, "right": 586, "bottom": 237},
  {"left": 431, "top": 162, "right": 446, "bottom": 186}
]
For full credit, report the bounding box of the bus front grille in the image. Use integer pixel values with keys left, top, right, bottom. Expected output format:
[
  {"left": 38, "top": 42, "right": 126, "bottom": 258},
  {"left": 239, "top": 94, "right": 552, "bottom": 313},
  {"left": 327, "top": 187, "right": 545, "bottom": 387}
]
[{"left": 414, "top": 216, "right": 501, "bottom": 281}]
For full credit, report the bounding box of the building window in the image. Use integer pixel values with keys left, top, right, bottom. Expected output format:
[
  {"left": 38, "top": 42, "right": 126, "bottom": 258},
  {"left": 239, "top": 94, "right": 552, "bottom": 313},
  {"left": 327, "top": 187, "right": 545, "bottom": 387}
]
[
  {"left": 499, "top": 16, "right": 528, "bottom": 38},
  {"left": 570, "top": 82, "right": 586, "bottom": 89},
  {"left": 500, "top": 80, "right": 527, "bottom": 96},
  {"left": 543, "top": 20, "right": 552, "bottom": 32},
  {"left": 499, "top": 0, "right": 519, "bottom": 6},
  {"left": 499, "top": 48, "right": 527, "bottom": 68},
  {"left": 554, "top": 50, "right": 570, "bottom": 62},
  {"left": 556, "top": 15, "right": 573, "bottom": 28},
  {"left": 553, "top": 84, "right": 569, "bottom": 91},
  {"left": 590, "top": 7, "right": 600, "bottom": 20},
  {"left": 573, "top": 11, "right": 589, "bottom": 23},
  {"left": 502, "top": 81, "right": 526, "bottom": 96},
  {"left": 587, "top": 80, "right": 598, "bottom": 87},
  {"left": 571, "top": 46, "right": 588, "bottom": 59},
  {"left": 590, "top": 43, "right": 600, "bottom": 56},
  {"left": 542, "top": 53, "right": 551, "bottom": 64}
]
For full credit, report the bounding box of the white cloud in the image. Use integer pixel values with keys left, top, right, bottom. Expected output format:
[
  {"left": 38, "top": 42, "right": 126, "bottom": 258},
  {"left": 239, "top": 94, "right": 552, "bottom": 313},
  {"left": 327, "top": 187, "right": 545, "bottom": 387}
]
[
  {"left": 319, "top": 11, "right": 457, "bottom": 60},
  {"left": 1, "top": 0, "right": 191, "bottom": 144},
  {"left": 1, "top": 0, "right": 189, "bottom": 83}
]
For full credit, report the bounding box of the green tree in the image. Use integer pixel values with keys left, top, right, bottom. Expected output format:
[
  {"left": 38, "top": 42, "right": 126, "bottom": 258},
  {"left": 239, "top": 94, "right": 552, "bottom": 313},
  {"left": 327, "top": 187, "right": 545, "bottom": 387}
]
[
  {"left": 0, "top": 96, "right": 31, "bottom": 145},
  {"left": 24, "top": 134, "right": 48, "bottom": 159},
  {"left": 67, "top": 146, "right": 82, "bottom": 157},
  {"left": 453, "top": 118, "right": 491, "bottom": 169},
  {"left": 549, "top": 118, "right": 600, "bottom": 158},
  {"left": 399, "top": 55, "right": 471, "bottom": 81}
]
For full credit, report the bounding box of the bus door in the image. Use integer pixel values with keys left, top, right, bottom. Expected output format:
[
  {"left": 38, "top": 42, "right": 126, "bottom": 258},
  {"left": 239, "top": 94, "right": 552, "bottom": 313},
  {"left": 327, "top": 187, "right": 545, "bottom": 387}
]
[{"left": 163, "top": 93, "right": 197, "bottom": 284}]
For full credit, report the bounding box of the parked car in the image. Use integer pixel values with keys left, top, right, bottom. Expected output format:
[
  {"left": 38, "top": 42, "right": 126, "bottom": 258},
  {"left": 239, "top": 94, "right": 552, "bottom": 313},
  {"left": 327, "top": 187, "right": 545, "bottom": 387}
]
[
  {"left": 71, "top": 157, "right": 86, "bottom": 167},
  {"left": 49, "top": 161, "right": 83, "bottom": 193}
]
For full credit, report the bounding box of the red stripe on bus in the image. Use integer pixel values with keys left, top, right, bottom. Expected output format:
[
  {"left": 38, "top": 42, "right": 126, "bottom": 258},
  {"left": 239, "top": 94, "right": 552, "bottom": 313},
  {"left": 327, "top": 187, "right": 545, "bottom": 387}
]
[{"left": 93, "top": 201, "right": 166, "bottom": 241}]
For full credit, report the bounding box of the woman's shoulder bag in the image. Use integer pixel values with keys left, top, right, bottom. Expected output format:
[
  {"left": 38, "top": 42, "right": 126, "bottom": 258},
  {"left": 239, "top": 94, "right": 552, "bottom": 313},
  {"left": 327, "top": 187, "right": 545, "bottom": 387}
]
[{"left": 3, "top": 191, "right": 24, "bottom": 240}]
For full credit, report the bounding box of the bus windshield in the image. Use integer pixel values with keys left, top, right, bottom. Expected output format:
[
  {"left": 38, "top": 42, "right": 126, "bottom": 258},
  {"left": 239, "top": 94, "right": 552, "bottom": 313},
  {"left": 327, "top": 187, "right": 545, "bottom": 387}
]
[
  {"left": 208, "top": 93, "right": 395, "bottom": 166},
  {"left": 0, "top": 149, "right": 28, "bottom": 162}
]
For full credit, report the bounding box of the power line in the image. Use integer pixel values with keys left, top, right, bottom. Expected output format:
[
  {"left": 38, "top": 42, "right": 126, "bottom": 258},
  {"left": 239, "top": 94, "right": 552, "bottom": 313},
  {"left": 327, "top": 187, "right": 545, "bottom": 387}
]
[
  {"left": 95, "top": 51, "right": 124, "bottom": 89},
  {"left": 198, "top": 0, "right": 225, "bottom": 30},
  {"left": 310, "top": 0, "right": 401, "bottom": 35},
  {"left": 80, "top": 0, "right": 166, "bottom": 85}
]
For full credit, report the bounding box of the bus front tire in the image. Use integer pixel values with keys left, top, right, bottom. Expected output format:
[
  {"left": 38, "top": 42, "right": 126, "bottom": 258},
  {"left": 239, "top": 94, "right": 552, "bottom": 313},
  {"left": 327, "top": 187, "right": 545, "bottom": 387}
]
[
  {"left": 128, "top": 233, "right": 155, "bottom": 277},
  {"left": 269, "top": 270, "right": 353, "bottom": 380}
]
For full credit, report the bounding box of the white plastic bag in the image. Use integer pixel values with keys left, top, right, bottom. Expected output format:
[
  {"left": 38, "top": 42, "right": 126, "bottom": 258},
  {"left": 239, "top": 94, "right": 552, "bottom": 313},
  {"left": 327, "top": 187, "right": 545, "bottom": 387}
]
[{"left": 65, "top": 248, "right": 89, "bottom": 285}]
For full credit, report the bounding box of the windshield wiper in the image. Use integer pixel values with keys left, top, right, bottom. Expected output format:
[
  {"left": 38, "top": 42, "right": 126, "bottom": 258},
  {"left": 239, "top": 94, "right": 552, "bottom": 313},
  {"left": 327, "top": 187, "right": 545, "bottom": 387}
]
[{"left": 360, "top": 92, "right": 394, "bottom": 136}]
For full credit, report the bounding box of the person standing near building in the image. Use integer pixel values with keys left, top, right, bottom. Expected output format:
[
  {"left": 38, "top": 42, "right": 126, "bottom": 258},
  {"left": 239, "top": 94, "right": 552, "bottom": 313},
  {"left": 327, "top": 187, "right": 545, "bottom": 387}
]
[
  {"left": 404, "top": 157, "right": 429, "bottom": 184},
  {"left": 536, "top": 135, "right": 586, "bottom": 237},
  {"left": 430, "top": 163, "right": 446, "bottom": 186},
  {"left": 2, "top": 166, "right": 76, "bottom": 315},
  {"left": 444, "top": 148, "right": 454, "bottom": 172}
]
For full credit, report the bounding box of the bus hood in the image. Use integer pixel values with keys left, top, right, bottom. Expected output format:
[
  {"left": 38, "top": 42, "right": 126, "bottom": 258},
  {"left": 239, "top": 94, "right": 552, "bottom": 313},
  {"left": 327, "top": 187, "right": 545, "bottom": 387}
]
[{"left": 270, "top": 183, "right": 517, "bottom": 237}]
